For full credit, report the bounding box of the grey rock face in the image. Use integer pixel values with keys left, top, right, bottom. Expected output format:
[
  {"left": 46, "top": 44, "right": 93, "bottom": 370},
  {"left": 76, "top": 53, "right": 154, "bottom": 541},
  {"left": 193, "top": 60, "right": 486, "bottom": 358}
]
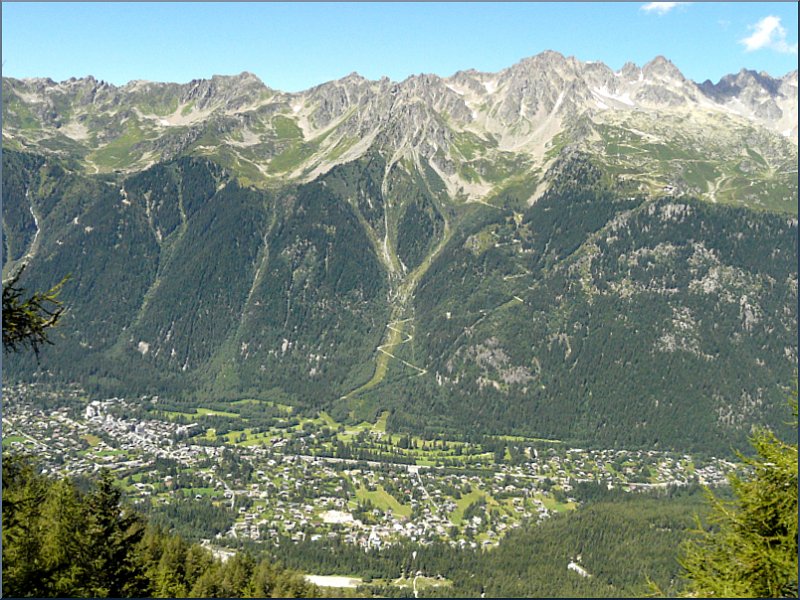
[
  {"left": 3, "top": 51, "right": 797, "bottom": 181},
  {"left": 698, "top": 69, "right": 797, "bottom": 130}
]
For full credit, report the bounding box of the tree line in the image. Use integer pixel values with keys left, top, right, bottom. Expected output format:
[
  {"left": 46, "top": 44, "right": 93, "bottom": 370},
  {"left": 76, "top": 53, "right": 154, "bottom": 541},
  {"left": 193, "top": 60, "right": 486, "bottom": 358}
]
[{"left": 1, "top": 456, "right": 320, "bottom": 598}]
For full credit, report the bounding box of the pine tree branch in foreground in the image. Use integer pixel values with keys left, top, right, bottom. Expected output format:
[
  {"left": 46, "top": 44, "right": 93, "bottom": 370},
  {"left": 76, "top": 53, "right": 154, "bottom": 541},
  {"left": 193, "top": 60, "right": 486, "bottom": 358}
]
[{"left": 2, "top": 265, "right": 69, "bottom": 356}]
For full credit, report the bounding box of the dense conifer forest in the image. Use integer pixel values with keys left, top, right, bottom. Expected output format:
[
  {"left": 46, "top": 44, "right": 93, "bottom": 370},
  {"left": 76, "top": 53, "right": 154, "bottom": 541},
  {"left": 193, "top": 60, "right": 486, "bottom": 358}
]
[
  {"left": 3, "top": 149, "right": 796, "bottom": 456},
  {"left": 1, "top": 456, "right": 320, "bottom": 598}
]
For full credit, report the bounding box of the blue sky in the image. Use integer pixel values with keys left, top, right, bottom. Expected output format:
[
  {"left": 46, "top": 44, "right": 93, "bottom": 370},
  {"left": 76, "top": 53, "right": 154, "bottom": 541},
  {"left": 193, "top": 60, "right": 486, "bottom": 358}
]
[{"left": 2, "top": 2, "right": 797, "bottom": 91}]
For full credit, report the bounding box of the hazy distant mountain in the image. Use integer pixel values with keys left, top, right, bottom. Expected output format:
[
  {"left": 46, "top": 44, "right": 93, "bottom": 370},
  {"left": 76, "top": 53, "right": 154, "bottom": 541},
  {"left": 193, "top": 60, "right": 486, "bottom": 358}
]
[{"left": 3, "top": 52, "right": 797, "bottom": 454}]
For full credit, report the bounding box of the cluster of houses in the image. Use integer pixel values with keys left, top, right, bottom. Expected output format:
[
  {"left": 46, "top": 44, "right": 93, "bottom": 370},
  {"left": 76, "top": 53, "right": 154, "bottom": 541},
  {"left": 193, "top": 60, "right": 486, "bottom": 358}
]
[{"left": 4, "top": 385, "right": 738, "bottom": 552}]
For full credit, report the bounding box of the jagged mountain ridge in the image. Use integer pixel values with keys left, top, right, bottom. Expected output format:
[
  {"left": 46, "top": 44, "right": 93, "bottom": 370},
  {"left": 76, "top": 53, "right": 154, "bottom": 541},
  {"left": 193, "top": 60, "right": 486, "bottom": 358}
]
[
  {"left": 3, "top": 52, "right": 797, "bottom": 204},
  {"left": 2, "top": 52, "right": 797, "bottom": 455}
]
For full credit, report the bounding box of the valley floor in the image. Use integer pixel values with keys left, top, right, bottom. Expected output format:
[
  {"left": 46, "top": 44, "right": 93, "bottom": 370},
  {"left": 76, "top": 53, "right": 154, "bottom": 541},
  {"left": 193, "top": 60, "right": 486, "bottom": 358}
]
[{"left": 3, "top": 383, "right": 737, "bottom": 558}]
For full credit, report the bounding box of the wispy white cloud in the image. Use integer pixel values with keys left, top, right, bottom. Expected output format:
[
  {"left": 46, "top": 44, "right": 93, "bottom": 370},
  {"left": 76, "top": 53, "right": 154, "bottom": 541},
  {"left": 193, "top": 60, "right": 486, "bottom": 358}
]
[
  {"left": 640, "top": 2, "right": 690, "bottom": 16},
  {"left": 741, "top": 16, "right": 798, "bottom": 54}
]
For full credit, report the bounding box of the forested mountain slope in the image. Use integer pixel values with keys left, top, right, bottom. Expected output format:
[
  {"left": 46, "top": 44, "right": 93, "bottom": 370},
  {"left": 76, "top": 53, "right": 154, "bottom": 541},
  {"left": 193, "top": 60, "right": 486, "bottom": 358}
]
[{"left": 3, "top": 52, "right": 797, "bottom": 455}]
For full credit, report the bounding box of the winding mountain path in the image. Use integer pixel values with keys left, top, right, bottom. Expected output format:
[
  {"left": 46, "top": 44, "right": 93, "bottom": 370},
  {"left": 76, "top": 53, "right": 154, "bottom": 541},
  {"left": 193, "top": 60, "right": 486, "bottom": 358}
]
[
  {"left": 377, "top": 319, "right": 427, "bottom": 376},
  {"left": 340, "top": 195, "right": 452, "bottom": 400}
]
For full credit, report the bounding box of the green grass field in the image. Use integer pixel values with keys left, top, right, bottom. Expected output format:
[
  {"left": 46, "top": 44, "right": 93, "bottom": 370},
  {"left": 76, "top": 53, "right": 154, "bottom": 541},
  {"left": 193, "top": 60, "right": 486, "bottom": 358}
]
[
  {"left": 161, "top": 407, "right": 240, "bottom": 419},
  {"left": 539, "top": 493, "right": 577, "bottom": 513},
  {"left": 2, "top": 435, "right": 27, "bottom": 447},
  {"left": 450, "top": 490, "right": 489, "bottom": 524},
  {"left": 356, "top": 485, "right": 412, "bottom": 518},
  {"left": 82, "top": 433, "right": 102, "bottom": 446}
]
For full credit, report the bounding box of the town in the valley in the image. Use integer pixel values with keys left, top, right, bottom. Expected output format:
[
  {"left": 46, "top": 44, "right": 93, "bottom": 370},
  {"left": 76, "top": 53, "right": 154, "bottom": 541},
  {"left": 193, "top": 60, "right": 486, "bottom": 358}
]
[{"left": 2, "top": 383, "right": 737, "bottom": 557}]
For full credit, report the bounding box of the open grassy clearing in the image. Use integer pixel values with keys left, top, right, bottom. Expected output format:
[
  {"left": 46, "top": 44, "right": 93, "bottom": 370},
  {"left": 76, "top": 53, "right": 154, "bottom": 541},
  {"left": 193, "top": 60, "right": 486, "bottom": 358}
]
[
  {"left": 372, "top": 411, "right": 390, "bottom": 433},
  {"left": 539, "top": 493, "right": 577, "bottom": 513},
  {"left": 355, "top": 485, "right": 412, "bottom": 518},
  {"left": 172, "top": 395, "right": 555, "bottom": 474},
  {"left": 393, "top": 575, "right": 453, "bottom": 591},
  {"left": 450, "top": 489, "right": 489, "bottom": 525},
  {"left": 82, "top": 433, "right": 102, "bottom": 446},
  {"left": 196, "top": 407, "right": 239, "bottom": 418},
  {"left": 342, "top": 319, "right": 408, "bottom": 400},
  {"left": 161, "top": 407, "right": 240, "bottom": 419},
  {"left": 229, "top": 398, "right": 293, "bottom": 412},
  {"left": 218, "top": 428, "right": 285, "bottom": 447},
  {"left": 2, "top": 435, "right": 27, "bottom": 447},
  {"left": 93, "top": 448, "right": 126, "bottom": 457},
  {"left": 88, "top": 120, "right": 153, "bottom": 170},
  {"left": 272, "top": 115, "right": 303, "bottom": 140},
  {"left": 318, "top": 411, "right": 338, "bottom": 428}
]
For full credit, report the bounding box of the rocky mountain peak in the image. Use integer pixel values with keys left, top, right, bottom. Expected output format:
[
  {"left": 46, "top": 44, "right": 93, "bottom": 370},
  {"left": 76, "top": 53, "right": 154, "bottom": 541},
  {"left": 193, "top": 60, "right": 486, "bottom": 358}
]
[
  {"left": 642, "top": 55, "right": 685, "bottom": 81},
  {"left": 617, "top": 62, "right": 642, "bottom": 82},
  {"left": 694, "top": 66, "right": 796, "bottom": 136},
  {"left": 233, "top": 70, "right": 262, "bottom": 82},
  {"left": 3, "top": 49, "right": 797, "bottom": 189},
  {"left": 177, "top": 72, "right": 268, "bottom": 111},
  {"left": 509, "top": 50, "right": 583, "bottom": 81},
  {"left": 341, "top": 71, "right": 367, "bottom": 83},
  {"left": 711, "top": 69, "right": 781, "bottom": 98},
  {"left": 581, "top": 60, "right": 617, "bottom": 92}
]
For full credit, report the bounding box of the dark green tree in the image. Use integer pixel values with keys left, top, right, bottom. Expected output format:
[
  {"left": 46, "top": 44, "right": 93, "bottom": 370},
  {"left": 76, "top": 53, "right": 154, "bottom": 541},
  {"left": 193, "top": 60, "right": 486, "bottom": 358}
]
[
  {"left": 1, "top": 456, "right": 51, "bottom": 597},
  {"left": 154, "top": 535, "right": 190, "bottom": 597},
  {"left": 246, "top": 559, "right": 319, "bottom": 598},
  {"left": 219, "top": 551, "right": 256, "bottom": 597},
  {"left": 188, "top": 565, "right": 225, "bottom": 598},
  {"left": 39, "top": 478, "right": 87, "bottom": 596},
  {"left": 81, "top": 470, "right": 150, "bottom": 597},
  {"left": 2, "top": 456, "right": 319, "bottom": 598},
  {"left": 679, "top": 399, "right": 798, "bottom": 597},
  {"left": 184, "top": 543, "right": 215, "bottom": 588}
]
